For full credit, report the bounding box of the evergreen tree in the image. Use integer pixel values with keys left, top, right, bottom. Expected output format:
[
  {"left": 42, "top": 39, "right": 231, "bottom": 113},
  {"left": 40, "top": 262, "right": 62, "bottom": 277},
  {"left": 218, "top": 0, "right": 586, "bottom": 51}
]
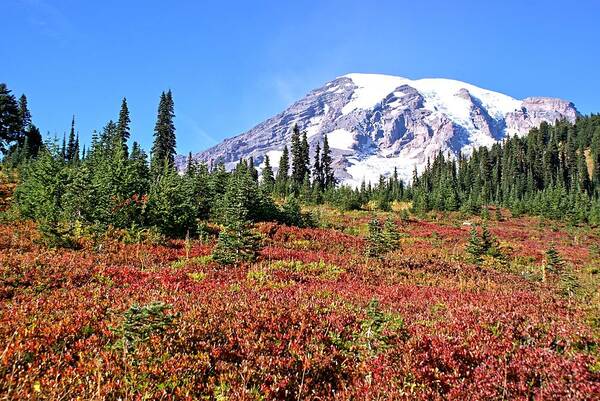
[
  {"left": 129, "top": 141, "right": 150, "bottom": 194},
  {"left": 466, "top": 224, "right": 501, "bottom": 264},
  {"left": 300, "top": 174, "right": 312, "bottom": 203},
  {"left": 406, "top": 116, "right": 600, "bottom": 223},
  {"left": 592, "top": 127, "right": 600, "bottom": 190},
  {"left": 290, "top": 124, "right": 307, "bottom": 185},
  {"left": 382, "top": 218, "right": 401, "bottom": 252},
  {"left": 275, "top": 145, "right": 290, "bottom": 195},
  {"left": 260, "top": 155, "right": 275, "bottom": 193},
  {"left": 545, "top": 244, "right": 564, "bottom": 274},
  {"left": 212, "top": 172, "right": 262, "bottom": 265},
  {"left": 321, "top": 134, "right": 334, "bottom": 188},
  {"left": 151, "top": 90, "right": 176, "bottom": 173},
  {"left": 25, "top": 124, "right": 42, "bottom": 158},
  {"left": 466, "top": 226, "right": 484, "bottom": 264},
  {"left": 3, "top": 93, "right": 41, "bottom": 164},
  {"left": 185, "top": 152, "right": 194, "bottom": 176},
  {"left": 61, "top": 133, "right": 66, "bottom": 161},
  {"left": 190, "top": 161, "right": 212, "bottom": 221},
  {"left": 17, "top": 94, "right": 31, "bottom": 144},
  {"left": 14, "top": 144, "right": 76, "bottom": 247},
  {"left": 117, "top": 97, "right": 131, "bottom": 156},
  {"left": 577, "top": 150, "right": 591, "bottom": 194},
  {"left": 566, "top": 130, "right": 578, "bottom": 190},
  {"left": 313, "top": 142, "right": 323, "bottom": 190},
  {"left": 147, "top": 165, "right": 196, "bottom": 236},
  {"left": 248, "top": 156, "right": 259, "bottom": 182},
  {"left": 366, "top": 218, "right": 387, "bottom": 258},
  {"left": 74, "top": 134, "right": 80, "bottom": 163},
  {"left": 0, "top": 83, "right": 22, "bottom": 154},
  {"left": 66, "top": 116, "right": 78, "bottom": 162},
  {"left": 301, "top": 130, "right": 310, "bottom": 179},
  {"left": 280, "top": 195, "right": 304, "bottom": 226},
  {"left": 480, "top": 224, "right": 501, "bottom": 258}
]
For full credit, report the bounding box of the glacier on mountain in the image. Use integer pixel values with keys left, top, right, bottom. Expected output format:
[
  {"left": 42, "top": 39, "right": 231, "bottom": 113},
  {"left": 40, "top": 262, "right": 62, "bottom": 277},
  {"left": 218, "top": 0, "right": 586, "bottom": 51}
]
[{"left": 179, "top": 73, "right": 579, "bottom": 186}]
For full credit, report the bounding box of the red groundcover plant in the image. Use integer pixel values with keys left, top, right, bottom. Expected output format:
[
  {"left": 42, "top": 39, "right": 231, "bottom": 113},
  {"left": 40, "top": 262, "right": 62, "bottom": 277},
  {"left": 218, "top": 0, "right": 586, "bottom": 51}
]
[{"left": 0, "top": 218, "right": 598, "bottom": 400}]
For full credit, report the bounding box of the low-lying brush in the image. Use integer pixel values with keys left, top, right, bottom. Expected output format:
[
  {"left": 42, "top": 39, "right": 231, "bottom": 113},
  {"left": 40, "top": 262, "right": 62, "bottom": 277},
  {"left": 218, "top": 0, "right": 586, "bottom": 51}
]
[{"left": 0, "top": 209, "right": 598, "bottom": 400}]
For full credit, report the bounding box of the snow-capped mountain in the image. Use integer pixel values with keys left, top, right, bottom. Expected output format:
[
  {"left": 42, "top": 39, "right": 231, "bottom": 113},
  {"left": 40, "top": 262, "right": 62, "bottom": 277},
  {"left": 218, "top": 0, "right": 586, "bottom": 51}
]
[{"left": 180, "top": 73, "right": 579, "bottom": 185}]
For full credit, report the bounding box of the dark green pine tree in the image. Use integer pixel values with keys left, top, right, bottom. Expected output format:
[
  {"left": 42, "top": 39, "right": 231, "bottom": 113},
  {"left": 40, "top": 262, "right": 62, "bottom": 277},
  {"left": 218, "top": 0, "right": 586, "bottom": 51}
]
[
  {"left": 151, "top": 90, "right": 176, "bottom": 173},
  {"left": 301, "top": 130, "right": 310, "bottom": 179},
  {"left": 545, "top": 244, "right": 564, "bottom": 274},
  {"left": 14, "top": 143, "right": 75, "bottom": 247},
  {"left": 185, "top": 152, "right": 195, "bottom": 176},
  {"left": 480, "top": 224, "right": 501, "bottom": 258},
  {"left": 275, "top": 145, "right": 290, "bottom": 195},
  {"left": 73, "top": 134, "right": 80, "bottom": 163},
  {"left": 147, "top": 166, "right": 196, "bottom": 237},
  {"left": 98, "top": 120, "right": 118, "bottom": 153},
  {"left": 592, "top": 127, "right": 600, "bottom": 191},
  {"left": 17, "top": 94, "right": 31, "bottom": 143},
  {"left": 577, "top": 150, "right": 591, "bottom": 194},
  {"left": 0, "top": 83, "right": 22, "bottom": 154},
  {"left": 61, "top": 133, "right": 67, "bottom": 161},
  {"left": 248, "top": 156, "right": 259, "bottom": 182},
  {"left": 290, "top": 124, "right": 305, "bottom": 185},
  {"left": 300, "top": 173, "right": 312, "bottom": 202},
  {"left": 129, "top": 141, "right": 150, "bottom": 193},
  {"left": 321, "top": 134, "right": 334, "bottom": 188},
  {"left": 25, "top": 125, "right": 43, "bottom": 158},
  {"left": 313, "top": 141, "right": 323, "bottom": 190},
  {"left": 18, "top": 94, "right": 42, "bottom": 158},
  {"left": 565, "top": 129, "right": 578, "bottom": 190},
  {"left": 366, "top": 218, "right": 386, "bottom": 258},
  {"left": 382, "top": 218, "right": 401, "bottom": 252},
  {"left": 6, "top": 93, "right": 41, "bottom": 162},
  {"left": 466, "top": 226, "right": 484, "bottom": 264},
  {"left": 66, "top": 116, "right": 78, "bottom": 162},
  {"left": 117, "top": 97, "right": 131, "bottom": 156},
  {"left": 260, "top": 155, "right": 275, "bottom": 193},
  {"left": 212, "top": 172, "right": 262, "bottom": 265}
]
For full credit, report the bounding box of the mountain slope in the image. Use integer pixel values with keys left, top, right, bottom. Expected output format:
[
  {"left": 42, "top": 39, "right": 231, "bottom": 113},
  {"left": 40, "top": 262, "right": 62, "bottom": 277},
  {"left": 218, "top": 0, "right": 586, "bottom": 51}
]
[{"left": 181, "top": 73, "right": 579, "bottom": 185}]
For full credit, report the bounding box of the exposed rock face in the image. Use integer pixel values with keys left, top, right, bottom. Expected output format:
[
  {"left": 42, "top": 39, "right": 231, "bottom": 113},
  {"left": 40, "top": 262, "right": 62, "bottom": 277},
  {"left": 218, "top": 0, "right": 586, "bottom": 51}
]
[
  {"left": 178, "top": 73, "right": 579, "bottom": 185},
  {"left": 505, "top": 97, "right": 579, "bottom": 135}
]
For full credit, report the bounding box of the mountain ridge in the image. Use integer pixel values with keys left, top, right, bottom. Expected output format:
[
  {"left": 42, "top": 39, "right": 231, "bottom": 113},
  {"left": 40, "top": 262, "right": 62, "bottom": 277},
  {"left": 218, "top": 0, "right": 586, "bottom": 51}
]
[{"left": 178, "top": 73, "right": 579, "bottom": 185}]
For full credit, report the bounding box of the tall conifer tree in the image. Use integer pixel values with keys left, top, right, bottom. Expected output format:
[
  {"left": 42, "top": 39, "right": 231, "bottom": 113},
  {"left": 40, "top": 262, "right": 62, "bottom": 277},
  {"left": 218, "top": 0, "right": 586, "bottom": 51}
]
[
  {"left": 151, "top": 90, "right": 176, "bottom": 173},
  {"left": 66, "top": 116, "right": 77, "bottom": 162},
  {"left": 321, "top": 134, "right": 334, "bottom": 188},
  {"left": 290, "top": 124, "right": 304, "bottom": 184},
  {"left": 0, "top": 83, "right": 22, "bottom": 154},
  {"left": 275, "top": 145, "right": 290, "bottom": 194},
  {"left": 117, "top": 97, "right": 131, "bottom": 156},
  {"left": 261, "top": 155, "right": 275, "bottom": 193},
  {"left": 313, "top": 142, "right": 323, "bottom": 189}
]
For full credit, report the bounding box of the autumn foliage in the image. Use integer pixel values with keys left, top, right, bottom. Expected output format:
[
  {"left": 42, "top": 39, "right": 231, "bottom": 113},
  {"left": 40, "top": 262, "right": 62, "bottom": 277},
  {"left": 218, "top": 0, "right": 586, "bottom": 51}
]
[{"left": 0, "top": 210, "right": 599, "bottom": 400}]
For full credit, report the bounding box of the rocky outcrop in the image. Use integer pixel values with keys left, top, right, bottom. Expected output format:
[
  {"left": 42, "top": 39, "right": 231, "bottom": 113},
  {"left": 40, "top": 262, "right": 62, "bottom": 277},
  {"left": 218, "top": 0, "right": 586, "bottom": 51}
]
[{"left": 505, "top": 97, "right": 578, "bottom": 135}]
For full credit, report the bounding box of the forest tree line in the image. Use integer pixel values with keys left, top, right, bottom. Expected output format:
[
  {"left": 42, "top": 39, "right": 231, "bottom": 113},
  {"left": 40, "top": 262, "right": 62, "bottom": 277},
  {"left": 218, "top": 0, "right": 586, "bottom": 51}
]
[
  {"left": 411, "top": 117, "right": 600, "bottom": 223},
  {"left": 2, "top": 82, "right": 600, "bottom": 249}
]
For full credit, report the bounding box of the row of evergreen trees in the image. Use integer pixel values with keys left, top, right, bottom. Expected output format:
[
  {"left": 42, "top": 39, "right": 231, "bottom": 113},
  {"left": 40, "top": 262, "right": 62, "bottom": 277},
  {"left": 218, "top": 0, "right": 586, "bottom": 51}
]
[
  {"left": 257, "top": 124, "right": 335, "bottom": 199},
  {"left": 3, "top": 80, "right": 600, "bottom": 239},
  {"left": 8, "top": 88, "right": 315, "bottom": 248},
  {"left": 243, "top": 123, "right": 406, "bottom": 211},
  {"left": 410, "top": 117, "right": 600, "bottom": 223}
]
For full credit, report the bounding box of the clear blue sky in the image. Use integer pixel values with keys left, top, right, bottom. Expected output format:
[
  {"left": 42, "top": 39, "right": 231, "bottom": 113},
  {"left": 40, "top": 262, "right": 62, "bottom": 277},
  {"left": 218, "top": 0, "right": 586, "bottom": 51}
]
[{"left": 2, "top": 0, "right": 599, "bottom": 154}]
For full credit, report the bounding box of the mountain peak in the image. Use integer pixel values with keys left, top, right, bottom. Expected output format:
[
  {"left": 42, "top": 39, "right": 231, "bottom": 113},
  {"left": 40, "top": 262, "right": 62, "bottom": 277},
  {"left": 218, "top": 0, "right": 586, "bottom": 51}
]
[{"left": 181, "top": 74, "right": 579, "bottom": 186}]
